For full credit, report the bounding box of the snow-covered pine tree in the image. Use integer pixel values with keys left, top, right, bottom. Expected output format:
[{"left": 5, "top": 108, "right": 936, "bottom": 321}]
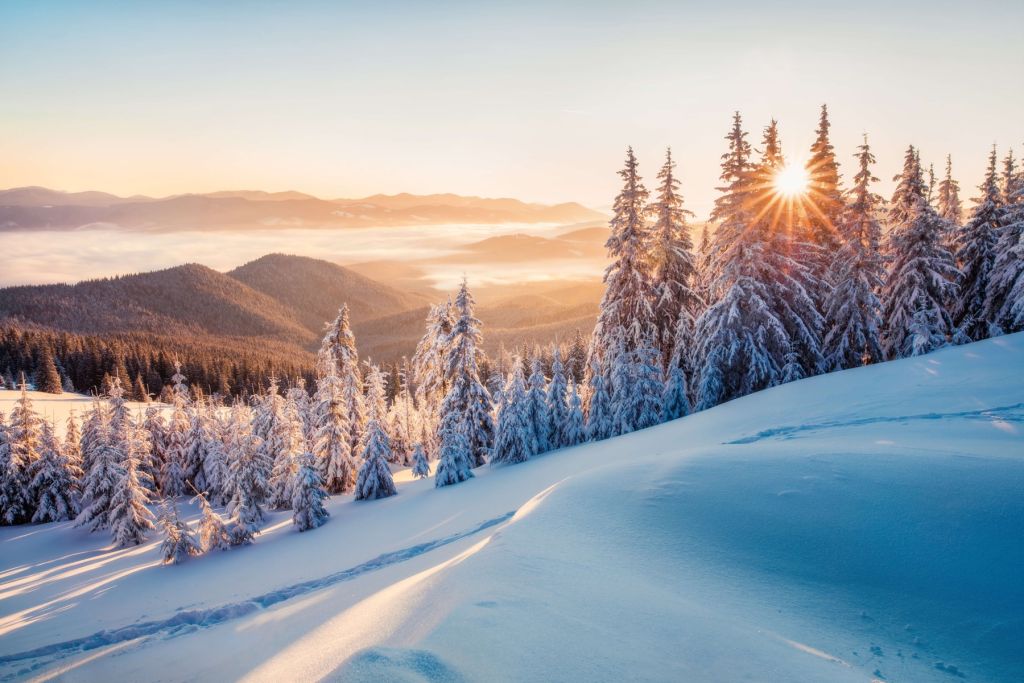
[
  {"left": 608, "top": 326, "right": 636, "bottom": 435},
  {"left": 627, "top": 326, "right": 663, "bottom": 431},
  {"left": 191, "top": 488, "right": 230, "bottom": 551},
  {"left": 0, "top": 410, "right": 25, "bottom": 525},
  {"left": 75, "top": 398, "right": 123, "bottom": 531},
  {"left": 312, "top": 364, "right": 356, "bottom": 494},
  {"left": 823, "top": 135, "right": 885, "bottom": 370},
  {"left": 411, "top": 443, "right": 430, "bottom": 479},
  {"left": 30, "top": 420, "right": 80, "bottom": 523},
  {"left": 291, "top": 451, "right": 329, "bottom": 531},
  {"left": 694, "top": 113, "right": 792, "bottom": 409},
  {"left": 434, "top": 423, "right": 473, "bottom": 488},
  {"left": 161, "top": 363, "right": 190, "bottom": 496},
  {"left": 157, "top": 499, "right": 200, "bottom": 564},
  {"left": 546, "top": 347, "right": 569, "bottom": 449},
  {"left": 491, "top": 362, "right": 534, "bottom": 465},
  {"left": 952, "top": 146, "right": 1002, "bottom": 341},
  {"left": 563, "top": 379, "right": 585, "bottom": 447},
  {"left": 411, "top": 303, "right": 453, "bottom": 447},
  {"left": 590, "top": 147, "right": 655, "bottom": 387},
  {"left": 936, "top": 154, "right": 963, "bottom": 233},
  {"left": 387, "top": 364, "right": 417, "bottom": 465},
  {"left": 804, "top": 104, "right": 845, "bottom": 266},
  {"left": 751, "top": 120, "right": 825, "bottom": 380},
  {"left": 566, "top": 329, "right": 588, "bottom": 384},
  {"left": 647, "top": 147, "right": 701, "bottom": 366},
  {"left": 225, "top": 403, "right": 266, "bottom": 545},
  {"left": 285, "top": 379, "right": 314, "bottom": 446},
  {"left": 317, "top": 305, "right": 365, "bottom": 459},
  {"left": 64, "top": 411, "right": 82, "bottom": 472},
  {"left": 439, "top": 281, "right": 494, "bottom": 468},
  {"left": 984, "top": 155, "right": 1024, "bottom": 334},
  {"left": 108, "top": 427, "right": 155, "bottom": 548},
  {"left": 585, "top": 357, "right": 613, "bottom": 442},
  {"left": 6, "top": 380, "right": 42, "bottom": 523},
  {"left": 355, "top": 418, "right": 397, "bottom": 500},
  {"left": 881, "top": 145, "right": 959, "bottom": 357},
  {"left": 142, "top": 405, "right": 166, "bottom": 491},
  {"left": 526, "top": 354, "right": 550, "bottom": 452},
  {"left": 183, "top": 401, "right": 212, "bottom": 495},
  {"left": 268, "top": 391, "right": 306, "bottom": 509},
  {"left": 662, "top": 361, "right": 689, "bottom": 422}
]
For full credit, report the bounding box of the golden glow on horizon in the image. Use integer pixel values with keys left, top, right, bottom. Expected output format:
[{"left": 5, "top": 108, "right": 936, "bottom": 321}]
[{"left": 773, "top": 164, "right": 810, "bottom": 197}]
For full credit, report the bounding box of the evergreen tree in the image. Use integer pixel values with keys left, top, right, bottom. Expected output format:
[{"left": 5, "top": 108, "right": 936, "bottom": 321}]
[
  {"left": 0, "top": 410, "right": 26, "bottom": 524},
  {"left": 76, "top": 402, "right": 122, "bottom": 531},
  {"left": 802, "top": 104, "right": 844, "bottom": 310},
  {"left": 546, "top": 347, "right": 569, "bottom": 449},
  {"left": 526, "top": 355, "right": 549, "bottom": 452},
  {"left": 141, "top": 405, "right": 166, "bottom": 491},
  {"left": 953, "top": 146, "right": 1002, "bottom": 341},
  {"left": 312, "top": 365, "right": 356, "bottom": 494},
  {"left": 985, "top": 155, "right": 1024, "bottom": 333},
  {"left": 626, "top": 328, "right": 663, "bottom": 431},
  {"left": 563, "top": 379, "right": 585, "bottom": 447},
  {"left": 30, "top": 420, "right": 80, "bottom": 523},
  {"left": 823, "top": 135, "right": 885, "bottom": 369},
  {"left": 355, "top": 418, "right": 397, "bottom": 500},
  {"left": 585, "top": 358, "right": 613, "bottom": 442},
  {"left": 132, "top": 374, "right": 150, "bottom": 403},
  {"left": 434, "top": 425, "right": 473, "bottom": 488},
  {"left": 6, "top": 380, "right": 42, "bottom": 523},
  {"left": 662, "top": 363, "right": 689, "bottom": 422},
  {"left": 936, "top": 154, "right": 963, "bottom": 227},
  {"left": 109, "top": 436, "right": 155, "bottom": 548},
  {"left": 318, "top": 305, "right": 365, "bottom": 458},
  {"left": 64, "top": 411, "right": 82, "bottom": 473},
  {"left": 695, "top": 114, "right": 793, "bottom": 409},
  {"left": 35, "top": 348, "right": 62, "bottom": 394},
  {"left": 291, "top": 451, "right": 329, "bottom": 531},
  {"left": 591, "top": 147, "right": 655, "bottom": 377},
  {"left": 161, "top": 363, "right": 190, "bottom": 496},
  {"left": 268, "top": 392, "right": 305, "bottom": 509},
  {"left": 411, "top": 443, "right": 430, "bottom": 479},
  {"left": 192, "top": 488, "right": 230, "bottom": 551},
  {"left": 648, "top": 147, "right": 701, "bottom": 364},
  {"left": 881, "top": 146, "right": 959, "bottom": 357},
  {"left": 491, "top": 363, "right": 534, "bottom": 465},
  {"left": 157, "top": 499, "right": 200, "bottom": 564},
  {"left": 566, "top": 329, "right": 588, "bottom": 383},
  {"left": 438, "top": 281, "right": 494, "bottom": 468}
]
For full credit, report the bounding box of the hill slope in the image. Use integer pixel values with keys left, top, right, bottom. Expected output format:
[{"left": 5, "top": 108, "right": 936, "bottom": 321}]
[{"left": 2, "top": 335, "right": 1021, "bottom": 681}]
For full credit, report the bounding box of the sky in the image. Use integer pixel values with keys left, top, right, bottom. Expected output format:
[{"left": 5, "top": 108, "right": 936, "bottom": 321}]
[{"left": 1, "top": 0, "right": 1022, "bottom": 219}]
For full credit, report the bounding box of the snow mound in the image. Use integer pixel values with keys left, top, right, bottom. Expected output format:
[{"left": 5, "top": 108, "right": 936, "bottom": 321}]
[{"left": 2, "top": 335, "right": 1023, "bottom": 681}]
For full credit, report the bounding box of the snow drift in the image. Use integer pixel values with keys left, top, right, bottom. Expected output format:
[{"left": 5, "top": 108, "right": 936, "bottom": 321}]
[{"left": 1, "top": 334, "right": 1022, "bottom": 682}]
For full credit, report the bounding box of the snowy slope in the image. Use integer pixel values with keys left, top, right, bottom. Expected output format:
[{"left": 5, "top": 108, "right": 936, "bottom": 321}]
[{"left": 1, "top": 335, "right": 1022, "bottom": 682}]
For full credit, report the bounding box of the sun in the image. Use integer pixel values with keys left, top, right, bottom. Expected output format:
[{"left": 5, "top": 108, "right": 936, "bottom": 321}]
[{"left": 774, "top": 164, "right": 810, "bottom": 197}]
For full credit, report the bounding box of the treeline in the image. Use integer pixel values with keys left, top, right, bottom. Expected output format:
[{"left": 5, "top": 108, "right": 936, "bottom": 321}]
[{"left": 0, "top": 324, "right": 316, "bottom": 399}]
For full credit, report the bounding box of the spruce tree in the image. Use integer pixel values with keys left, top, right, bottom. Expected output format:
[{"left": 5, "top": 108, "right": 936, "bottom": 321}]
[
  {"left": 6, "top": 381, "right": 42, "bottom": 523},
  {"left": 35, "top": 349, "right": 63, "bottom": 395},
  {"left": 563, "top": 380, "right": 585, "bottom": 447},
  {"left": 491, "top": 363, "right": 534, "bottom": 466},
  {"left": 291, "top": 451, "right": 329, "bottom": 531},
  {"left": 434, "top": 425, "right": 473, "bottom": 488},
  {"left": 226, "top": 404, "right": 266, "bottom": 546},
  {"left": 802, "top": 104, "right": 844, "bottom": 304},
  {"left": 546, "top": 347, "right": 569, "bottom": 449},
  {"left": 953, "top": 146, "right": 1002, "bottom": 341},
  {"left": 438, "top": 281, "right": 494, "bottom": 468},
  {"left": 936, "top": 155, "right": 963, "bottom": 227},
  {"left": 161, "top": 363, "right": 190, "bottom": 496},
  {"left": 109, "top": 434, "right": 155, "bottom": 548},
  {"left": 985, "top": 155, "right": 1024, "bottom": 333},
  {"left": 318, "top": 305, "right": 365, "bottom": 458},
  {"left": 585, "top": 358, "right": 613, "bottom": 442},
  {"left": 192, "top": 488, "right": 230, "bottom": 551},
  {"left": 526, "top": 355, "right": 549, "bottom": 452},
  {"left": 355, "top": 418, "right": 397, "bottom": 500},
  {"left": 823, "top": 135, "right": 885, "bottom": 369},
  {"left": 648, "top": 147, "right": 701, "bottom": 365},
  {"left": 694, "top": 114, "right": 793, "bottom": 408},
  {"left": 0, "top": 410, "right": 26, "bottom": 524},
  {"left": 312, "top": 365, "right": 356, "bottom": 494},
  {"left": 881, "top": 146, "right": 959, "bottom": 357},
  {"left": 157, "top": 499, "right": 201, "bottom": 564},
  {"left": 268, "top": 392, "right": 305, "bottom": 510},
  {"left": 411, "top": 443, "right": 430, "bottom": 479},
  {"left": 30, "top": 420, "right": 80, "bottom": 523}
]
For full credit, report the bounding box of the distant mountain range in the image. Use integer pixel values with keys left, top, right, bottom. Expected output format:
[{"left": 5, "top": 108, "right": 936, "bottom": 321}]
[
  {"left": 0, "top": 187, "right": 606, "bottom": 231},
  {"left": 0, "top": 253, "right": 599, "bottom": 365}
]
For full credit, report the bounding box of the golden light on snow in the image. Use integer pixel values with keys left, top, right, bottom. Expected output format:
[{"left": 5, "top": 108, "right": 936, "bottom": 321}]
[{"left": 773, "top": 164, "right": 810, "bottom": 197}]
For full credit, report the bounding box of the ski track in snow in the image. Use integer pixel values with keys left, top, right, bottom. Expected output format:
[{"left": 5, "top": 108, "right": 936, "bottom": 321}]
[
  {"left": 0, "top": 511, "right": 515, "bottom": 674},
  {"left": 726, "top": 402, "right": 1024, "bottom": 445}
]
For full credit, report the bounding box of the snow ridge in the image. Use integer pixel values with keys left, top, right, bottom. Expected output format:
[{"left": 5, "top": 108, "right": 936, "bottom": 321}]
[
  {"left": 0, "top": 511, "right": 514, "bottom": 670},
  {"left": 726, "top": 402, "right": 1024, "bottom": 444}
]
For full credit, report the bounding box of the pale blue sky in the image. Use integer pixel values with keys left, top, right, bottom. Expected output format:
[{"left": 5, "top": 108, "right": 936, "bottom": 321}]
[{"left": 1, "top": 0, "right": 1021, "bottom": 217}]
